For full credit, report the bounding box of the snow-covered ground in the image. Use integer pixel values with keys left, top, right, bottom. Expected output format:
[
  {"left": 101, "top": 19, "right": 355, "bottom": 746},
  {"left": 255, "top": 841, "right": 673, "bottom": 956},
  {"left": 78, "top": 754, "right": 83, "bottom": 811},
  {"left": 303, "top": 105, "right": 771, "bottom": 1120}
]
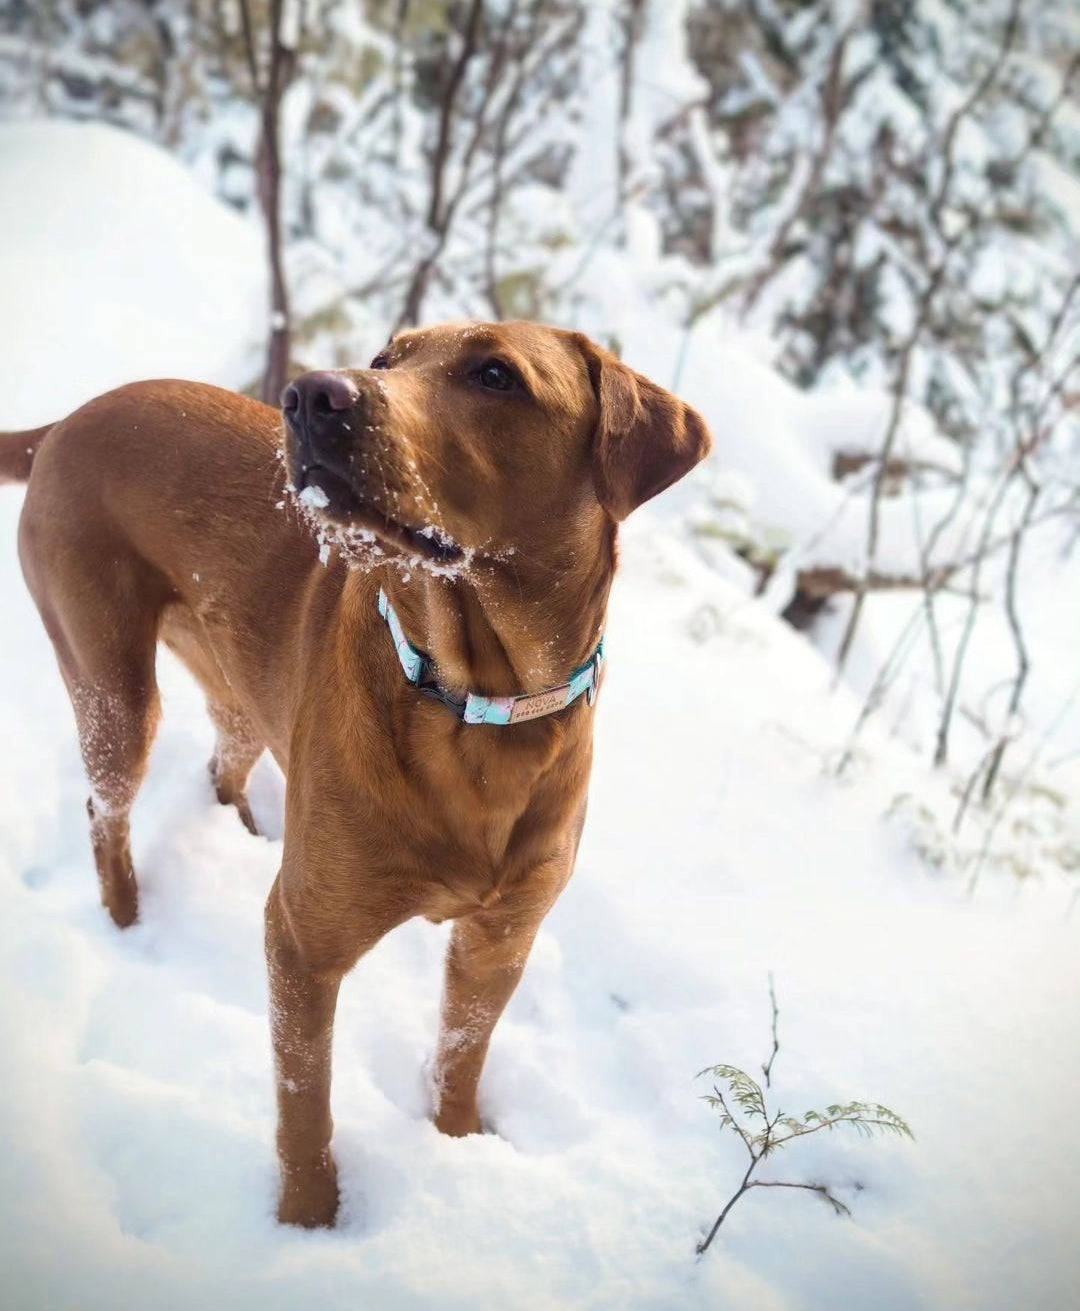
[
  {"left": 0, "top": 120, "right": 265, "bottom": 421},
  {"left": 1, "top": 121, "right": 1078, "bottom": 1311}
]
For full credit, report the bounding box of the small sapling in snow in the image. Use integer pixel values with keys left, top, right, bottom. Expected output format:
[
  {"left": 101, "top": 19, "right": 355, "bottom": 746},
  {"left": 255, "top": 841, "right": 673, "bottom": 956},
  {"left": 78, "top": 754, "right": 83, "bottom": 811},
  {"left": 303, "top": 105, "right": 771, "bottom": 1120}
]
[{"left": 695, "top": 984, "right": 912, "bottom": 1256}]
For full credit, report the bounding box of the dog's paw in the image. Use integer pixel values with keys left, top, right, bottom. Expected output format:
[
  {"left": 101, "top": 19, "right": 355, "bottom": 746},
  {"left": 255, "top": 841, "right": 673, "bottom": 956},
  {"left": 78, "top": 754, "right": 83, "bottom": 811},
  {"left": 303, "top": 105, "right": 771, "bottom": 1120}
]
[
  {"left": 277, "top": 1158, "right": 340, "bottom": 1229},
  {"left": 433, "top": 1103, "right": 483, "bottom": 1138},
  {"left": 231, "top": 796, "right": 261, "bottom": 837},
  {"left": 208, "top": 757, "right": 262, "bottom": 836}
]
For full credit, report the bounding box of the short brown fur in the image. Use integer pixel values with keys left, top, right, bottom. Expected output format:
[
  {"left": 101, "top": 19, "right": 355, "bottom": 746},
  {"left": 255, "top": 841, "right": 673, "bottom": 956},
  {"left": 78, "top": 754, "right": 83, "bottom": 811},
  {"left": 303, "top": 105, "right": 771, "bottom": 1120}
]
[{"left": 1, "top": 321, "right": 710, "bottom": 1226}]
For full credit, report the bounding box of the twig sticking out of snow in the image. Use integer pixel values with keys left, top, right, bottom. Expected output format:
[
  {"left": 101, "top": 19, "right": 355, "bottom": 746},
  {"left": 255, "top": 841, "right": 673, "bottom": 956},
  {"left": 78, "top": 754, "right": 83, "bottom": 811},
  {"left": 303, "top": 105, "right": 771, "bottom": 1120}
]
[{"left": 695, "top": 982, "right": 912, "bottom": 1257}]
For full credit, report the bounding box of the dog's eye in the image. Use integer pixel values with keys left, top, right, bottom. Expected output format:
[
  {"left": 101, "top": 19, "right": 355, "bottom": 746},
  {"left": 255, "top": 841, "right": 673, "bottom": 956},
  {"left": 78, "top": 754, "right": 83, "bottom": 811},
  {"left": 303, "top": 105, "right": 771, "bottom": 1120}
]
[
  {"left": 476, "top": 359, "right": 518, "bottom": 392},
  {"left": 370, "top": 352, "right": 391, "bottom": 370}
]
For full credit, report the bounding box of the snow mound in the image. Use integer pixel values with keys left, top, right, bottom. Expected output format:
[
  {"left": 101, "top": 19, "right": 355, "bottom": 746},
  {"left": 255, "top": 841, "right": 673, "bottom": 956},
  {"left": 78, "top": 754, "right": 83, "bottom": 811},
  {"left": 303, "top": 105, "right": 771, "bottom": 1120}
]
[{"left": 0, "top": 120, "right": 265, "bottom": 425}]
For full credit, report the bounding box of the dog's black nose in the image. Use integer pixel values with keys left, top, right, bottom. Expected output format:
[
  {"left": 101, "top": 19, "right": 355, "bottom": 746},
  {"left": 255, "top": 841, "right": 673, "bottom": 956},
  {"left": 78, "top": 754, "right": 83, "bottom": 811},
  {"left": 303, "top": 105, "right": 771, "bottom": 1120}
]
[{"left": 282, "top": 372, "right": 359, "bottom": 424}]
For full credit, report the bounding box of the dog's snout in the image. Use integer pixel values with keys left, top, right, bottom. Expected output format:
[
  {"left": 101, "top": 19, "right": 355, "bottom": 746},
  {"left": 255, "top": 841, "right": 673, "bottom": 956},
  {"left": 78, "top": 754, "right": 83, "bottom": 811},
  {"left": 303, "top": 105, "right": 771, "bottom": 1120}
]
[
  {"left": 283, "top": 370, "right": 367, "bottom": 499},
  {"left": 282, "top": 372, "right": 359, "bottom": 428}
]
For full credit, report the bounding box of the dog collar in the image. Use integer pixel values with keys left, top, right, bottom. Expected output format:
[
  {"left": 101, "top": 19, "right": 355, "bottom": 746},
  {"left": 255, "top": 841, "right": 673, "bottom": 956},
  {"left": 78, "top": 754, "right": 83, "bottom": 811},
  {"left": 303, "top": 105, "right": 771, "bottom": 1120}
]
[{"left": 378, "top": 588, "right": 604, "bottom": 725}]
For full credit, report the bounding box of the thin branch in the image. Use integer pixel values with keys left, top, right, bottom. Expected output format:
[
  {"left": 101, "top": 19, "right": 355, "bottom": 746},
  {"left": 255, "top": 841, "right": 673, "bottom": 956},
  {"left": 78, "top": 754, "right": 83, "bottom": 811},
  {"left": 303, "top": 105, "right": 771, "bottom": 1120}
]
[
  {"left": 834, "top": 599, "right": 926, "bottom": 777},
  {"left": 235, "top": 0, "right": 264, "bottom": 96},
  {"left": 395, "top": 0, "right": 487, "bottom": 329},
  {"left": 749, "top": 1179, "right": 852, "bottom": 1216},
  {"left": 967, "top": 678, "right": 1080, "bottom": 894},
  {"left": 761, "top": 973, "right": 780, "bottom": 1089},
  {"left": 696, "top": 1155, "right": 758, "bottom": 1256},
  {"left": 741, "top": 19, "right": 859, "bottom": 315},
  {"left": 833, "top": 241, "right": 957, "bottom": 677},
  {"left": 977, "top": 482, "right": 1039, "bottom": 801},
  {"left": 934, "top": 443, "right": 1023, "bottom": 767},
  {"left": 426, "top": 0, "right": 485, "bottom": 232},
  {"left": 616, "top": 0, "right": 647, "bottom": 225},
  {"left": 930, "top": 0, "right": 1022, "bottom": 229},
  {"left": 391, "top": 0, "right": 411, "bottom": 166},
  {"left": 712, "top": 1086, "right": 756, "bottom": 1158}
]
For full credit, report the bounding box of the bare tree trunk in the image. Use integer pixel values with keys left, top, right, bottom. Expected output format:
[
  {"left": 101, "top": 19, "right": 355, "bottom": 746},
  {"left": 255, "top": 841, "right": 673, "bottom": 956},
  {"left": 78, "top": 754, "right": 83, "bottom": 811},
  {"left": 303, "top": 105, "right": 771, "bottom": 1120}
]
[
  {"left": 396, "top": 0, "right": 486, "bottom": 331},
  {"left": 238, "top": 0, "right": 297, "bottom": 404}
]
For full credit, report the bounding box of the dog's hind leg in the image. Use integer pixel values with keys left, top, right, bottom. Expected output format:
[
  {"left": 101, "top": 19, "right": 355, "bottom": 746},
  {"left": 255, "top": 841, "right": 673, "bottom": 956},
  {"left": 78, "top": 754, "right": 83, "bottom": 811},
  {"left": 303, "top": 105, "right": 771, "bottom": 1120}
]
[
  {"left": 19, "top": 512, "right": 163, "bottom": 928},
  {"left": 207, "top": 699, "right": 264, "bottom": 836},
  {"left": 64, "top": 622, "right": 161, "bottom": 930},
  {"left": 157, "top": 608, "right": 266, "bottom": 836}
]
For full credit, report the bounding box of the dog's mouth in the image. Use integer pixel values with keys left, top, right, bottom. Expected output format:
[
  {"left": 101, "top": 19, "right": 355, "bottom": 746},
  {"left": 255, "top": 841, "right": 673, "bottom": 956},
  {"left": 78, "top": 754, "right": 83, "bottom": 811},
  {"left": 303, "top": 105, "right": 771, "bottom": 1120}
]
[{"left": 295, "top": 464, "right": 464, "bottom": 565}]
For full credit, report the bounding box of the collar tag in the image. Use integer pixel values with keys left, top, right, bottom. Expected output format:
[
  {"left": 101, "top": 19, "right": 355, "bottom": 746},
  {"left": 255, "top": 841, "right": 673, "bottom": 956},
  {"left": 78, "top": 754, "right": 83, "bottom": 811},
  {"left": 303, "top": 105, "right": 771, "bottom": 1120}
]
[{"left": 510, "top": 685, "right": 573, "bottom": 723}]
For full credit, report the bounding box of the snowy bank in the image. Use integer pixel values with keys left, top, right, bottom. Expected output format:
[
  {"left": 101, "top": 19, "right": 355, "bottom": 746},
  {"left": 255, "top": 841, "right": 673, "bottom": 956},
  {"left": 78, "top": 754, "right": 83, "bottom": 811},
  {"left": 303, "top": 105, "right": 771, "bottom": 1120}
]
[{"left": 0, "top": 119, "right": 265, "bottom": 426}]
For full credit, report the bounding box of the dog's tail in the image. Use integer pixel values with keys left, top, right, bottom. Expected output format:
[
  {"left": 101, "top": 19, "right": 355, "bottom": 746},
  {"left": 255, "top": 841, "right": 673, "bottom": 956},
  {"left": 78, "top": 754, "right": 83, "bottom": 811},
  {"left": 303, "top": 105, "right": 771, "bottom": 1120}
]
[{"left": 0, "top": 424, "right": 53, "bottom": 485}]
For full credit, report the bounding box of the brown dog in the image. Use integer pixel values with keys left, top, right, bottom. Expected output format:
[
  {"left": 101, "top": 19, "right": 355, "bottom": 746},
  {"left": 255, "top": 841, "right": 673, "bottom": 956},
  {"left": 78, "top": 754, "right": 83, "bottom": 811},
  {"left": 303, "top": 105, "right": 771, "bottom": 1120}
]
[{"left": 0, "top": 321, "right": 710, "bottom": 1227}]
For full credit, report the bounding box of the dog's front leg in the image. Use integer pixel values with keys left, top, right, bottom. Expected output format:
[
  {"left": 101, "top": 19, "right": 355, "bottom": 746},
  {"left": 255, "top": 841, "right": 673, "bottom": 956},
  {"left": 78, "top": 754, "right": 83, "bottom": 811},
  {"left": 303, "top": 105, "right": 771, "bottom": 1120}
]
[
  {"left": 265, "top": 876, "right": 347, "bottom": 1228},
  {"left": 433, "top": 899, "right": 553, "bottom": 1137}
]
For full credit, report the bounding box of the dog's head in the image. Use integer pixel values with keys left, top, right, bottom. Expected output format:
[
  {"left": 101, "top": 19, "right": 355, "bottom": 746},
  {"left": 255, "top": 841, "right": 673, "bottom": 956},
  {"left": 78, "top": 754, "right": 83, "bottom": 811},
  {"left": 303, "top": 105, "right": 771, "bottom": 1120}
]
[{"left": 282, "top": 321, "right": 711, "bottom": 568}]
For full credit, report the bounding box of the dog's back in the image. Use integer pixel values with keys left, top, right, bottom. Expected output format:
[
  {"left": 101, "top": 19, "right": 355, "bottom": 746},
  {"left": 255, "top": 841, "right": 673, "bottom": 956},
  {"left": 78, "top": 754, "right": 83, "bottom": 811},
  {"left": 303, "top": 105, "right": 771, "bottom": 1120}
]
[{"left": 15, "top": 381, "right": 326, "bottom": 740}]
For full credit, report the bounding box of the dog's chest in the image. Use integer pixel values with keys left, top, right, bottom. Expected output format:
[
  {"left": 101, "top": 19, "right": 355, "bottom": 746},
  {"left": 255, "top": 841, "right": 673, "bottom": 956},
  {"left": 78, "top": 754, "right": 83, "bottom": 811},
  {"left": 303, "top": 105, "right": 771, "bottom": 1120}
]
[{"left": 396, "top": 743, "right": 581, "bottom": 918}]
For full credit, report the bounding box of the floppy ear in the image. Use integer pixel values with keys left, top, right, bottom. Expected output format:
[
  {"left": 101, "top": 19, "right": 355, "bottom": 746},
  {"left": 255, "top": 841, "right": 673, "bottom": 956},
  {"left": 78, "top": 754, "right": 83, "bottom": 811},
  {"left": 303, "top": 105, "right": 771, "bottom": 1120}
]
[{"left": 577, "top": 337, "right": 713, "bottom": 521}]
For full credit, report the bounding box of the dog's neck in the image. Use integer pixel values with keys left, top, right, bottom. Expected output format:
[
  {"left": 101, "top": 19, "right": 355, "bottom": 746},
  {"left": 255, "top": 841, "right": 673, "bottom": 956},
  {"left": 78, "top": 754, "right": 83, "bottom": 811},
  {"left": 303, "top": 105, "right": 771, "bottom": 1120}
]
[{"left": 375, "top": 520, "right": 616, "bottom": 701}]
